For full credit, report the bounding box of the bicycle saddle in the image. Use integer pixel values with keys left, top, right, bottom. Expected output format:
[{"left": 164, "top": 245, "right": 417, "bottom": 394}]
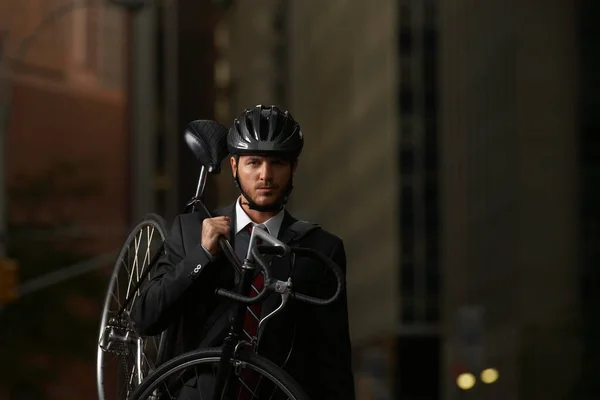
[{"left": 184, "top": 120, "right": 229, "bottom": 173}]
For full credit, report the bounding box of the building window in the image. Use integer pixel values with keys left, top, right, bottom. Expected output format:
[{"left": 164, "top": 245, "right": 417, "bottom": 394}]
[
  {"left": 399, "top": 27, "right": 413, "bottom": 56},
  {"left": 425, "top": 261, "right": 439, "bottom": 296},
  {"left": 425, "top": 236, "right": 438, "bottom": 260},
  {"left": 401, "top": 230, "right": 414, "bottom": 257},
  {"left": 400, "top": 3, "right": 412, "bottom": 28},
  {"left": 424, "top": 2, "right": 437, "bottom": 28},
  {"left": 401, "top": 298, "right": 416, "bottom": 323},
  {"left": 400, "top": 147, "right": 415, "bottom": 174},
  {"left": 399, "top": 86, "right": 414, "bottom": 115},
  {"left": 425, "top": 117, "right": 437, "bottom": 142},
  {"left": 423, "top": 59, "right": 437, "bottom": 91},
  {"left": 424, "top": 90, "right": 437, "bottom": 117},
  {"left": 401, "top": 118, "right": 413, "bottom": 143},
  {"left": 401, "top": 261, "right": 415, "bottom": 295},
  {"left": 423, "top": 28, "right": 438, "bottom": 55},
  {"left": 425, "top": 300, "right": 439, "bottom": 322},
  {"left": 401, "top": 182, "right": 414, "bottom": 207},
  {"left": 424, "top": 146, "right": 438, "bottom": 170},
  {"left": 425, "top": 201, "right": 439, "bottom": 230}
]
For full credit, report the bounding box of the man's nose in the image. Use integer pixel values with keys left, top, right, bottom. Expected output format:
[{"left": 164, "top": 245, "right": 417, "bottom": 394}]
[{"left": 259, "top": 162, "right": 273, "bottom": 180}]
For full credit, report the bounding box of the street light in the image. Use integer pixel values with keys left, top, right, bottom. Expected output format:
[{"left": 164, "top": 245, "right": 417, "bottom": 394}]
[
  {"left": 480, "top": 368, "right": 499, "bottom": 384},
  {"left": 456, "top": 372, "right": 476, "bottom": 390}
]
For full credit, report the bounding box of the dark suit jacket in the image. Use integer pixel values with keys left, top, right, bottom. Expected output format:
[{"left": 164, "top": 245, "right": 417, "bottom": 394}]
[{"left": 130, "top": 202, "right": 356, "bottom": 400}]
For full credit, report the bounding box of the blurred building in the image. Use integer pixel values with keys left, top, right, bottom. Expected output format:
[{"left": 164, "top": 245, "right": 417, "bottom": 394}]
[
  {"left": 176, "top": 1, "right": 600, "bottom": 399},
  {"left": 1, "top": 0, "right": 226, "bottom": 397},
  {"left": 154, "top": 0, "right": 224, "bottom": 221},
  {"left": 287, "top": 1, "right": 442, "bottom": 399},
  {"left": 579, "top": 1, "right": 600, "bottom": 397},
  {"left": 210, "top": 0, "right": 291, "bottom": 204},
  {"left": 440, "top": 1, "right": 586, "bottom": 399},
  {"left": 1, "top": 0, "right": 129, "bottom": 397},
  {"left": 2, "top": 0, "right": 129, "bottom": 254},
  {"left": 218, "top": 0, "right": 441, "bottom": 399}
]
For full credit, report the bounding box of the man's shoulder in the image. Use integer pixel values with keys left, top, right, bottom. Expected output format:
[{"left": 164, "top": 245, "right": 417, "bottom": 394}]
[
  {"left": 289, "top": 218, "right": 343, "bottom": 247},
  {"left": 313, "top": 225, "right": 343, "bottom": 245}
]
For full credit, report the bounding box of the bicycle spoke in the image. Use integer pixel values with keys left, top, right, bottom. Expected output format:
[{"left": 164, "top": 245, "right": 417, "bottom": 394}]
[
  {"left": 98, "top": 216, "right": 168, "bottom": 400},
  {"left": 127, "top": 232, "right": 142, "bottom": 300},
  {"left": 142, "top": 226, "right": 155, "bottom": 277},
  {"left": 235, "top": 374, "right": 260, "bottom": 399}
]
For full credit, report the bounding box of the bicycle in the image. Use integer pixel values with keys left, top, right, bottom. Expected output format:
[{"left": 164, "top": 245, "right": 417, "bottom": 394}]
[
  {"left": 97, "top": 119, "right": 344, "bottom": 400},
  {"left": 97, "top": 119, "right": 230, "bottom": 399}
]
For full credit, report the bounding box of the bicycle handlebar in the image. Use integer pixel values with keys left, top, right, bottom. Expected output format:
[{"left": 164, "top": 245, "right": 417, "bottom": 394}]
[
  {"left": 215, "top": 230, "right": 343, "bottom": 306},
  {"left": 214, "top": 245, "right": 272, "bottom": 305},
  {"left": 192, "top": 168, "right": 343, "bottom": 307},
  {"left": 285, "top": 247, "right": 343, "bottom": 306}
]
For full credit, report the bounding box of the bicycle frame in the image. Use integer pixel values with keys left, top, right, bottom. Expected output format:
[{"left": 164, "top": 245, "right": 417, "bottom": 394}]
[
  {"left": 189, "top": 184, "right": 291, "bottom": 399},
  {"left": 212, "top": 259, "right": 258, "bottom": 399},
  {"left": 102, "top": 159, "right": 340, "bottom": 399},
  {"left": 210, "top": 227, "right": 293, "bottom": 400}
]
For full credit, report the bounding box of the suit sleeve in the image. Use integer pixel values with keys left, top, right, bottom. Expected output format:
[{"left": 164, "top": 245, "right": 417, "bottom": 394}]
[
  {"left": 130, "top": 215, "right": 215, "bottom": 336},
  {"left": 313, "top": 239, "right": 356, "bottom": 400}
]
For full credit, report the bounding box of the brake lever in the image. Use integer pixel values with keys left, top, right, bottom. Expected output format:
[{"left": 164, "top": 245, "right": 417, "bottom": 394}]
[{"left": 256, "top": 278, "right": 292, "bottom": 347}]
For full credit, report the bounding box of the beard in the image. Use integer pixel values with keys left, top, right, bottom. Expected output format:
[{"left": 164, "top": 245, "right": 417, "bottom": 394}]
[
  {"left": 248, "top": 186, "right": 281, "bottom": 205},
  {"left": 237, "top": 180, "right": 289, "bottom": 212}
]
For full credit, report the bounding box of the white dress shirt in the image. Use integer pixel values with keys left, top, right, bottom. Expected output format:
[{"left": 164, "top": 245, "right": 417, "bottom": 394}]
[{"left": 235, "top": 197, "right": 285, "bottom": 239}]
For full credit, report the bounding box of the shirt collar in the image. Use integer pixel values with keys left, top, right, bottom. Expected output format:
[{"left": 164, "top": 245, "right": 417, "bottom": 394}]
[{"left": 235, "top": 198, "right": 285, "bottom": 239}]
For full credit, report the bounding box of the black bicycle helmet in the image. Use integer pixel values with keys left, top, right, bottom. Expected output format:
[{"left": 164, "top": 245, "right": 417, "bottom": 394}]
[
  {"left": 228, "top": 105, "right": 303, "bottom": 212},
  {"left": 228, "top": 105, "right": 304, "bottom": 160}
]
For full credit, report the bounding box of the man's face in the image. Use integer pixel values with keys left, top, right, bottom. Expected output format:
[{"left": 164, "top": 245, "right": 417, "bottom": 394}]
[{"left": 231, "top": 155, "right": 297, "bottom": 207}]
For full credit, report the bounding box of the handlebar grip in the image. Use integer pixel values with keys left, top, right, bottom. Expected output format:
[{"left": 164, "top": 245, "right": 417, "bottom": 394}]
[
  {"left": 288, "top": 247, "right": 344, "bottom": 305},
  {"left": 256, "top": 245, "right": 288, "bottom": 256},
  {"left": 215, "top": 286, "right": 269, "bottom": 304},
  {"left": 215, "top": 245, "right": 272, "bottom": 304}
]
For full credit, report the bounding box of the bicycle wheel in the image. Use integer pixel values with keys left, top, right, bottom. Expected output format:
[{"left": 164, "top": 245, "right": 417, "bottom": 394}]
[
  {"left": 97, "top": 213, "right": 169, "bottom": 400},
  {"left": 130, "top": 348, "right": 311, "bottom": 400}
]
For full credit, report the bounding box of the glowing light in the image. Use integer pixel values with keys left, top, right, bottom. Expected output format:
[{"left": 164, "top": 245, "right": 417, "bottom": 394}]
[
  {"left": 481, "top": 368, "right": 499, "bottom": 384},
  {"left": 456, "top": 373, "right": 476, "bottom": 390}
]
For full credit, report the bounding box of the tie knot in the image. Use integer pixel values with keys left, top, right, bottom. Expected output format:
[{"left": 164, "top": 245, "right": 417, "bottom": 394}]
[
  {"left": 248, "top": 223, "right": 268, "bottom": 234},
  {"left": 255, "top": 224, "right": 267, "bottom": 232}
]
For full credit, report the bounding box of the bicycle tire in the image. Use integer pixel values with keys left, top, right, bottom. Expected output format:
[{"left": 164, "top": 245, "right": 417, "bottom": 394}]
[
  {"left": 97, "top": 213, "right": 169, "bottom": 400},
  {"left": 130, "top": 347, "right": 311, "bottom": 400}
]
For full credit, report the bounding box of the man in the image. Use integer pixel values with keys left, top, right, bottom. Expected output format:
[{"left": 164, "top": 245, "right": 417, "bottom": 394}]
[{"left": 131, "top": 105, "right": 355, "bottom": 400}]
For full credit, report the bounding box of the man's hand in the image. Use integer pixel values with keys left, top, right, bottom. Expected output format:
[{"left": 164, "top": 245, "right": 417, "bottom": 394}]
[{"left": 201, "top": 216, "right": 231, "bottom": 257}]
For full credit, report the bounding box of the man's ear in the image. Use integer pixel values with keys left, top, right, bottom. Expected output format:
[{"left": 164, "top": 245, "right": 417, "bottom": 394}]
[
  {"left": 230, "top": 156, "right": 237, "bottom": 178},
  {"left": 292, "top": 159, "right": 299, "bottom": 176}
]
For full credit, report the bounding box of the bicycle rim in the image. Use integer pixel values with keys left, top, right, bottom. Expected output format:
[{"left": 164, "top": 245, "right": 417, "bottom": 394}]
[
  {"left": 97, "top": 213, "right": 168, "bottom": 400},
  {"left": 130, "top": 348, "right": 311, "bottom": 400}
]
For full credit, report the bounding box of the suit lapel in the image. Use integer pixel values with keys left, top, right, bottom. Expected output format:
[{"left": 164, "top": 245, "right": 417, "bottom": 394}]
[{"left": 213, "top": 202, "right": 239, "bottom": 282}]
